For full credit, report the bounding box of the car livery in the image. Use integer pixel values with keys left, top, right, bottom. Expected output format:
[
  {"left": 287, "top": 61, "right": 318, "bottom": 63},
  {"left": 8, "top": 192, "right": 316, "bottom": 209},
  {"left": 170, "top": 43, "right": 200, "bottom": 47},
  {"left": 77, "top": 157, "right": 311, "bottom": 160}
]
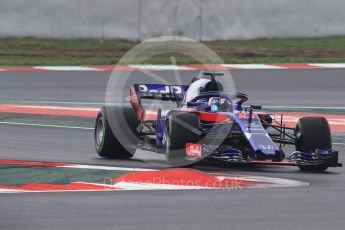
[{"left": 95, "top": 71, "right": 342, "bottom": 171}]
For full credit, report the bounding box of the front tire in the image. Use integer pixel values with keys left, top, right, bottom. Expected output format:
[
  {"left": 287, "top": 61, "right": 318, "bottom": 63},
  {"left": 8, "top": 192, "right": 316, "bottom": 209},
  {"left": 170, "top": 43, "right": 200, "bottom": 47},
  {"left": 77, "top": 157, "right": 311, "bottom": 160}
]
[
  {"left": 166, "top": 112, "right": 201, "bottom": 167},
  {"left": 95, "top": 106, "right": 139, "bottom": 159},
  {"left": 295, "top": 117, "right": 331, "bottom": 172}
]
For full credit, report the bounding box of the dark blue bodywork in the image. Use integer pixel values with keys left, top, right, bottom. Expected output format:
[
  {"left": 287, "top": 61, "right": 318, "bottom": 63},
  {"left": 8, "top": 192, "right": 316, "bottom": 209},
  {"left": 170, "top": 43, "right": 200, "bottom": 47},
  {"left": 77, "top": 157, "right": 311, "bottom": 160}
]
[{"left": 132, "top": 83, "right": 341, "bottom": 168}]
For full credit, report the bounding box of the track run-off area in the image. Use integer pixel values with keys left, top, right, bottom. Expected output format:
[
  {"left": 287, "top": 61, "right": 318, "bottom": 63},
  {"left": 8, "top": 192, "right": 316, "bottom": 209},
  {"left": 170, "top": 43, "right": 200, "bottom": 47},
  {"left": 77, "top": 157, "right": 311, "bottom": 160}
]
[{"left": 0, "top": 67, "right": 344, "bottom": 230}]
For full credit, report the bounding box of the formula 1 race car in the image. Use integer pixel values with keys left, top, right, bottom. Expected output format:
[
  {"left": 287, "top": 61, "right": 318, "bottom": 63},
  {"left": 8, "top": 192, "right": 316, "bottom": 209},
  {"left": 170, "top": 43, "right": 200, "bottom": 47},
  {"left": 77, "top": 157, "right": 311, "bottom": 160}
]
[{"left": 94, "top": 72, "right": 342, "bottom": 171}]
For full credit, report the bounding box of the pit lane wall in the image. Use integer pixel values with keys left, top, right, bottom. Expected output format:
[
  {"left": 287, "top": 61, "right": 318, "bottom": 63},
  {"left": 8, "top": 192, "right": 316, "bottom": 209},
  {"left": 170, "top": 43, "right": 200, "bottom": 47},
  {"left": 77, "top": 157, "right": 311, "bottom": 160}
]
[{"left": 1, "top": 0, "right": 344, "bottom": 40}]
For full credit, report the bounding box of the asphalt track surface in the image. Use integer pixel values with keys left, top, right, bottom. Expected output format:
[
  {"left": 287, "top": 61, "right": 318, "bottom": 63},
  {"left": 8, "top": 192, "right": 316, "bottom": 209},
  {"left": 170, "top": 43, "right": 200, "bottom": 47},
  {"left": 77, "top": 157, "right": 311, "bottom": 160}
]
[
  {"left": 0, "top": 69, "right": 345, "bottom": 106},
  {"left": 0, "top": 69, "right": 345, "bottom": 230}
]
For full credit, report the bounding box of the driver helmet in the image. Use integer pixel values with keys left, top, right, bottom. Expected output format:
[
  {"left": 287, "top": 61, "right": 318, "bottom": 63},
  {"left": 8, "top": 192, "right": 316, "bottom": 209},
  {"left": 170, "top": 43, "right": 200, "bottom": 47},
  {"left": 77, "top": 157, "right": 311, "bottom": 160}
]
[
  {"left": 185, "top": 78, "right": 223, "bottom": 103},
  {"left": 185, "top": 78, "right": 211, "bottom": 102}
]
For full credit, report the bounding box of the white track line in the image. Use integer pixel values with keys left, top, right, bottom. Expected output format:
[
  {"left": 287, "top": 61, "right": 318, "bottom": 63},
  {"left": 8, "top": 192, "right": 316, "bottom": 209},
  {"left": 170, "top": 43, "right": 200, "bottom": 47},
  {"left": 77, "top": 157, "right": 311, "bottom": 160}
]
[
  {"left": 109, "top": 182, "right": 212, "bottom": 190},
  {"left": 0, "top": 189, "right": 25, "bottom": 193},
  {"left": 15, "top": 105, "right": 99, "bottom": 111},
  {"left": 0, "top": 100, "right": 106, "bottom": 106},
  {"left": 233, "top": 176, "right": 309, "bottom": 188},
  {"left": 311, "top": 63, "right": 345, "bottom": 68},
  {"left": 34, "top": 66, "right": 102, "bottom": 71},
  {"left": 333, "top": 143, "right": 345, "bottom": 145},
  {"left": 264, "top": 106, "right": 345, "bottom": 110},
  {"left": 129, "top": 65, "right": 194, "bottom": 70},
  {"left": 60, "top": 164, "right": 156, "bottom": 172},
  {"left": 0, "top": 121, "right": 93, "bottom": 130},
  {"left": 221, "top": 64, "right": 286, "bottom": 69}
]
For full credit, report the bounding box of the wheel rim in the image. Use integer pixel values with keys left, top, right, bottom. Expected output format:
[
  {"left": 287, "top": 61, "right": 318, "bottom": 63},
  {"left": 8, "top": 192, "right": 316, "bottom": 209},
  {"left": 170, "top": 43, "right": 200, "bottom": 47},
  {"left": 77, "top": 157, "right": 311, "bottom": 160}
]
[{"left": 96, "top": 117, "right": 105, "bottom": 146}]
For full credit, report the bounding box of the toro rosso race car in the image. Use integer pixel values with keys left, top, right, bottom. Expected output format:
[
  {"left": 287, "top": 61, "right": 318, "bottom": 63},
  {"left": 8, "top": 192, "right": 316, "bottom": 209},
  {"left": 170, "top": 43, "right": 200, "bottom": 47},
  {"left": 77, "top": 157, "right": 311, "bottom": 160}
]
[{"left": 95, "top": 72, "right": 342, "bottom": 171}]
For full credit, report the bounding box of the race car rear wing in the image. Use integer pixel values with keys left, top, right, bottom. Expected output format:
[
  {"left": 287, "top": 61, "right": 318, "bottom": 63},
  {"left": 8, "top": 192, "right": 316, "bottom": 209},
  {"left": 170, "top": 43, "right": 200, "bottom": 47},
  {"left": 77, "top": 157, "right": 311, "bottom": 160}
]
[
  {"left": 130, "top": 84, "right": 189, "bottom": 120},
  {"left": 132, "top": 84, "right": 188, "bottom": 101}
]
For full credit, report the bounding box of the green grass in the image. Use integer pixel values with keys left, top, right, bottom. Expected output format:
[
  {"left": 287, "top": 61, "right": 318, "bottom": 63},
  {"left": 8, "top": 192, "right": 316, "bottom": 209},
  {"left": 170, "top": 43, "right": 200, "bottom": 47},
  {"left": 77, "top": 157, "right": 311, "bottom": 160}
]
[{"left": 0, "top": 37, "right": 345, "bottom": 66}]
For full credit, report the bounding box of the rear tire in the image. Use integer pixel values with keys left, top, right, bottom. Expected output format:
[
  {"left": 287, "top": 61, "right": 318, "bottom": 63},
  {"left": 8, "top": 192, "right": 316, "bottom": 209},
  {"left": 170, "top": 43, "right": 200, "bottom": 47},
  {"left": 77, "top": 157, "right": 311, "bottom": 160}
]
[
  {"left": 95, "top": 106, "right": 139, "bottom": 159},
  {"left": 295, "top": 117, "right": 331, "bottom": 172},
  {"left": 166, "top": 112, "right": 201, "bottom": 167}
]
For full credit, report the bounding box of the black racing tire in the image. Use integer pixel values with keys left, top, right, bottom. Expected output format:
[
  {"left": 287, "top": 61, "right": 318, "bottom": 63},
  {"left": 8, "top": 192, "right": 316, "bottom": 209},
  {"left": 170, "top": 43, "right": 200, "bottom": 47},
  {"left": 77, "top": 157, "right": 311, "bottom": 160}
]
[
  {"left": 94, "top": 106, "right": 139, "bottom": 159},
  {"left": 295, "top": 117, "right": 331, "bottom": 172},
  {"left": 298, "top": 165, "right": 329, "bottom": 172},
  {"left": 166, "top": 112, "right": 201, "bottom": 167}
]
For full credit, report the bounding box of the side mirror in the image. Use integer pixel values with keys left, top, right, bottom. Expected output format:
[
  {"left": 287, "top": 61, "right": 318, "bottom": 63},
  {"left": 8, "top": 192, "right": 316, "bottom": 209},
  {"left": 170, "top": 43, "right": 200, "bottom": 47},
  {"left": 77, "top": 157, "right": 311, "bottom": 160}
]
[{"left": 250, "top": 105, "right": 262, "bottom": 110}]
